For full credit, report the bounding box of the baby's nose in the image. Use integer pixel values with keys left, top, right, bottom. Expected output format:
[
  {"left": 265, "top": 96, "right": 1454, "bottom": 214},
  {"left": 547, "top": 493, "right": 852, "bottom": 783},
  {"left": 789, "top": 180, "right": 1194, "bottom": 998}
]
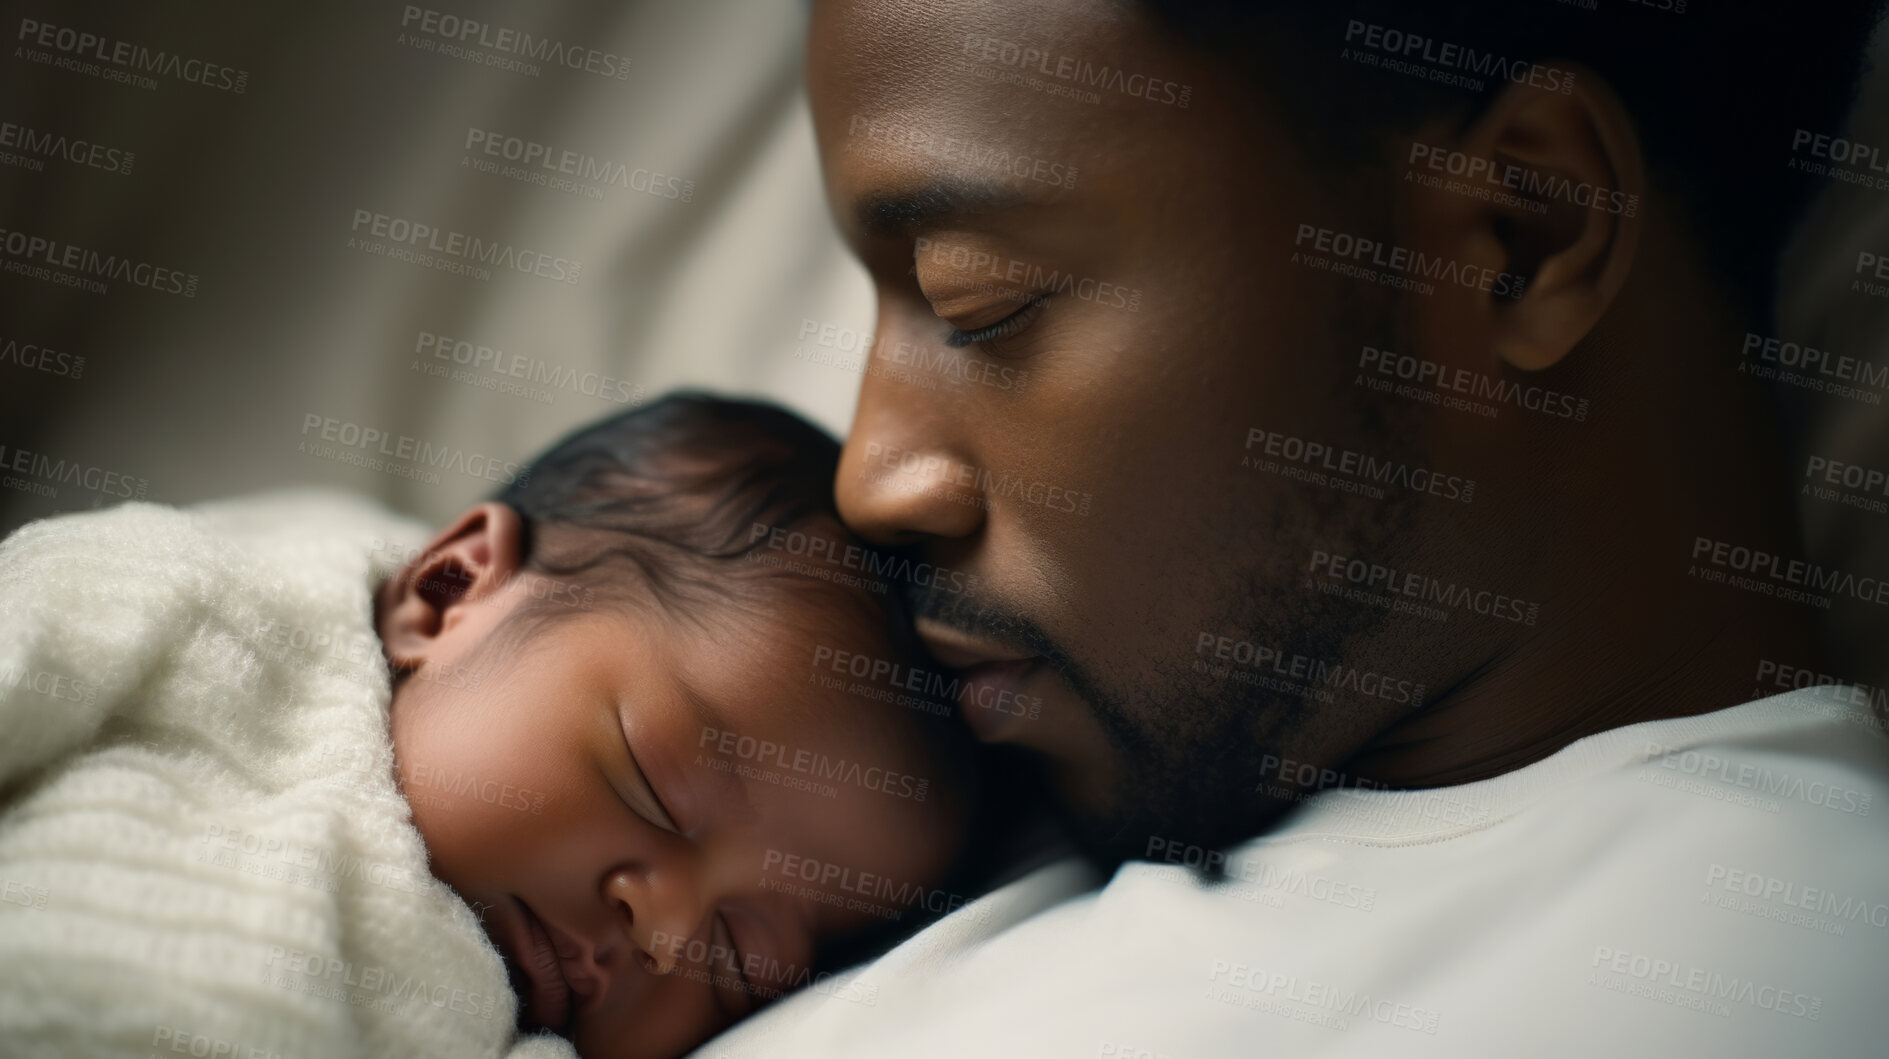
[{"left": 606, "top": 868, "right": 702, "bottom": 976}]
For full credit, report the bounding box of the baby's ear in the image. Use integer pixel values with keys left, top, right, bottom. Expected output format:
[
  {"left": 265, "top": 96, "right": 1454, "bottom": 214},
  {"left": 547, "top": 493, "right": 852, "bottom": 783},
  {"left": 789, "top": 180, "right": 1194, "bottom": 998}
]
[{"left": 377, "top": 502, "right": 526, "bottom": 671}]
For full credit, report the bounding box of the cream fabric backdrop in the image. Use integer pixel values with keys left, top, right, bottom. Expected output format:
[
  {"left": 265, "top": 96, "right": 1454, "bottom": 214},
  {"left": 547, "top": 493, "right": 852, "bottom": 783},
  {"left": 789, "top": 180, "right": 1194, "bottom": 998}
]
[{"left": 0, "top": 0, "right": 871, "bottom": 532}]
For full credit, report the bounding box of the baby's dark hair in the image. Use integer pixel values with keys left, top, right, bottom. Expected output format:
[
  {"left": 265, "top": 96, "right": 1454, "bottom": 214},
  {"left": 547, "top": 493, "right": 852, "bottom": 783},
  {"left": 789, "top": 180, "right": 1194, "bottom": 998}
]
[{"left": 491, "top": 391, "right": 891, "bottom": 638}]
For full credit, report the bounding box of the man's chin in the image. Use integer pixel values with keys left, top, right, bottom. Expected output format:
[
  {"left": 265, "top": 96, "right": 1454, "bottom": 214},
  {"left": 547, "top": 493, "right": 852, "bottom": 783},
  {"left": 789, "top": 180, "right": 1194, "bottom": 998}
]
[
  {"left": 1047, "top": 741, "right": 1302, "bottom": 871},
  {"left": 1034, "top": 759, "right": 1177, "bottom": 870}
]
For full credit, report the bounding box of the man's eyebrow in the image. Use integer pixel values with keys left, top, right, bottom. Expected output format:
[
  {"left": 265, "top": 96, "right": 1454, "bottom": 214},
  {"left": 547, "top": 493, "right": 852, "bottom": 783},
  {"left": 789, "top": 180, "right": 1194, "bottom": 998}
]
[{"left": 857, "top": 181, "right": 1034, "bottom": 238}]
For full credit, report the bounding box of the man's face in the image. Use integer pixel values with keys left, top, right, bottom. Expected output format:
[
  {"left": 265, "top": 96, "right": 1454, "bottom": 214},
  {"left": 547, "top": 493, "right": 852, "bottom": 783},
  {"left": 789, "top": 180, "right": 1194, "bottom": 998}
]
[{"left": 808, "top": 0, "right": 1487, "bottom": 856}]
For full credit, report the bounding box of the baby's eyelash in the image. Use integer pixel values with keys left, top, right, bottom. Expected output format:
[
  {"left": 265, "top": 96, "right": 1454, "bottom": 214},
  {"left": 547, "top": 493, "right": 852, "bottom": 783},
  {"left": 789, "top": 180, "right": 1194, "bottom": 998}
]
[
  {"left": 619, "top": 724, "right": 680, "bottom": 833},
  {"left": 945, "top": 293, "right": 1049, "bottom": 348}
]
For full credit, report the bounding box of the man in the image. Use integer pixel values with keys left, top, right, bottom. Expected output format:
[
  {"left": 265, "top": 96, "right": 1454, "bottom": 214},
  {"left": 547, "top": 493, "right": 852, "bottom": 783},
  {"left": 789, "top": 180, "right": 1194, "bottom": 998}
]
[{"left": 703, "top": 1, "right": 1889, "bottom": 1054}]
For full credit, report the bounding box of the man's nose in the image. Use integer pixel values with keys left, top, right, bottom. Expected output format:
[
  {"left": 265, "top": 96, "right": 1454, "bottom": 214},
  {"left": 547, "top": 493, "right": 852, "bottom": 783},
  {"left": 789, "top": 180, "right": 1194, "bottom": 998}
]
[
  {"left": 836, "top": 410, "right": 986, "bottom": 546},
  {"left": 605, "top": 866, "right": 705, "bottom": 975}
]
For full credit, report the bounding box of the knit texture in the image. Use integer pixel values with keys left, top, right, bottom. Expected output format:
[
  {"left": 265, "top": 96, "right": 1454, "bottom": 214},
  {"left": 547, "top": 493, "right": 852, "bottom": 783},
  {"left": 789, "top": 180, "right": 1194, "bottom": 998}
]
[{"left": 0, "top": 492, "right": 576, "bottom": 1059}]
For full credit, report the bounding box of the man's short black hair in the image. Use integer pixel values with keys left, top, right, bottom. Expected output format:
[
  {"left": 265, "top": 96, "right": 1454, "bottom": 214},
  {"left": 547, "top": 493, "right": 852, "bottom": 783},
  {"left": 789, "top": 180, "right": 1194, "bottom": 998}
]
[{"left": 1143, "top": 0, "right": 1887, "bottom": 322}]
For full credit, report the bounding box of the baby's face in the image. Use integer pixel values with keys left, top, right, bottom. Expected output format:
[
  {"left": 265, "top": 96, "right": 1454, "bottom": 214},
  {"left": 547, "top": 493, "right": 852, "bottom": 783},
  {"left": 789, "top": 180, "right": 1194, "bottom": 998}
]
[{"left": 386, "top": 577, "right": 964, "bottom": 1057}]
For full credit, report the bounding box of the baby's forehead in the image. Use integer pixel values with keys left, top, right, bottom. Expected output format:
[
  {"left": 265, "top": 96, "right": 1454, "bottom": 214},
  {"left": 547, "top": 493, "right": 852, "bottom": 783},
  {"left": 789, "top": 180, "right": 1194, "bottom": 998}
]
[
  {"left": 670, "top": 587, "right": 949, "bottom": 766},
  {"left": 729, "top": 573, "right": 905, "bottom": 668}
]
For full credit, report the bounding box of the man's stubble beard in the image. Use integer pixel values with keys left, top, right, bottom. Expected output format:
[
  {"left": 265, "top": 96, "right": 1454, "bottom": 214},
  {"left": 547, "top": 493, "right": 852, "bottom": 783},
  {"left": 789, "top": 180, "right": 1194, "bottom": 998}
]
[{"left": 1065, "top": 297, "right": 1434, "bottom": 864}]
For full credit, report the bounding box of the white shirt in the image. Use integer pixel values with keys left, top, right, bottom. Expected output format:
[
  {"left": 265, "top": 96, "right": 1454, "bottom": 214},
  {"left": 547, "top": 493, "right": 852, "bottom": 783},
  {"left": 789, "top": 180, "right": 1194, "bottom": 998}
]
[{"left": 698, "top": 685, "right": 1889, "bottom": 1058}]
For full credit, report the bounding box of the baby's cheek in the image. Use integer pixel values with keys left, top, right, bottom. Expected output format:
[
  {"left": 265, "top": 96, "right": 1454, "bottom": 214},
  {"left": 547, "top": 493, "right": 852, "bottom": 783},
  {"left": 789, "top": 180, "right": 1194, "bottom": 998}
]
[{"left": 391, "top": 712, "right": 525, "bottom": 892}]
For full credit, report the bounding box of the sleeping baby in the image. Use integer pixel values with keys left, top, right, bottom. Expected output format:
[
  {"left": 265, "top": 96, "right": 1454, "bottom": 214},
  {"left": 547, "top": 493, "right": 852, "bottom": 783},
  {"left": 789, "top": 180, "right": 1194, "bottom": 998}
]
[{"left": 0, "top": 394, "right": 976, "bottom": 1059}]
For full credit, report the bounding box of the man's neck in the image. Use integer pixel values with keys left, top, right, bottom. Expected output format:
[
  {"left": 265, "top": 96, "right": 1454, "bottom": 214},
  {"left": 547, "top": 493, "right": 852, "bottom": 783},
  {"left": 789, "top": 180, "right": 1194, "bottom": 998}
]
[
  {"left": 1338, "top": 291, "right": 1822, "bottom": 790},
  {"left": 1340, "top": 588, "right": 1822, "bottom": 790}
]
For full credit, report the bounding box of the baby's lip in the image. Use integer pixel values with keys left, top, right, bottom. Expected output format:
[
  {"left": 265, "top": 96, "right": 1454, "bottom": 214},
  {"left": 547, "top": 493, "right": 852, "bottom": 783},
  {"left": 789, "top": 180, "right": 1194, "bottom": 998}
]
[
  {"left": 537, "top": 911, "right": 609, "bottom": 1006},
  {"left": 507, "top": 896, "right": 575, "bottom": 1035}
]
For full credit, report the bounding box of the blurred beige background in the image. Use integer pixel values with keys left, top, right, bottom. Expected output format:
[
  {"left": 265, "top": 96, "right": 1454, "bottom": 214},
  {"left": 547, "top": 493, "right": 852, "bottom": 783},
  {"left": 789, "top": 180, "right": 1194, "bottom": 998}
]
[{"left": 0, "top": 0, "right": 871, "bottom": 532}]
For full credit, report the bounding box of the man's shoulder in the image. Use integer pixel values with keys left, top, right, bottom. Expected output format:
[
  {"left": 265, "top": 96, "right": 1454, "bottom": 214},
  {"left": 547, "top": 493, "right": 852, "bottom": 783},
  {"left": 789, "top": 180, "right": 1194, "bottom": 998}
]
[
  {"left": 1586, "top": 687, "right": 1888, "bottom": 847},
  {"left": 1391, "top": 686, "right": 1889, "bottom": 926},
  {"left": 1277, "top": 687, "right": 1889, "bottom": 853}
]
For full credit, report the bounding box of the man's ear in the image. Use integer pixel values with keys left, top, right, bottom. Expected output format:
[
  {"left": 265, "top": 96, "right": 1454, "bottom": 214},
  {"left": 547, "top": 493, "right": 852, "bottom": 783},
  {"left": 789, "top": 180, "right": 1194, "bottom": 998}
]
[
  {"left": 378, "top": 502, "right": 526, "bottom": 672},
  {"left": 1403, "top": 63, "right": 1644, "bottom": 373}
]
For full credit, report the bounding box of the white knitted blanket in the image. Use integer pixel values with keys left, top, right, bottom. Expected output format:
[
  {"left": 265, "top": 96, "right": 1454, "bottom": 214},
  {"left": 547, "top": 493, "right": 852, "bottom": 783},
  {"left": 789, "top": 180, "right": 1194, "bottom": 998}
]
[{"left": 0, "top": 493, "right": 576, "bottom": 1059}]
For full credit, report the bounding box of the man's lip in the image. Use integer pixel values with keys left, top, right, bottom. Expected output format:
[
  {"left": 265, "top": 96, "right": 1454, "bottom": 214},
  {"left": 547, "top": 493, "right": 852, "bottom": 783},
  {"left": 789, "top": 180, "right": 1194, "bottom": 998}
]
[
  {"left": 508, "top": 896, "right": 574, "bottom": 1035},
  {"left": 913, "top": 617, "right": 1036, "bottom": 669}
]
